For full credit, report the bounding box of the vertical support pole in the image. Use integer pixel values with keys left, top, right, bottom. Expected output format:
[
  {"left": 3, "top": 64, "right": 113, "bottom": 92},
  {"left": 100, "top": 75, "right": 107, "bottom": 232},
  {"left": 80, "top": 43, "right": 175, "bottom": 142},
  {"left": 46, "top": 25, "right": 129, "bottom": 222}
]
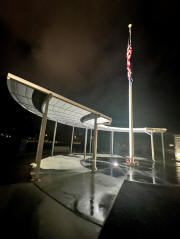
[
  {"left": 129, "top": 81, "right": 134, "bottom": 164},
  {"left": 70, "top": 126, "right": 74, "bottom": 154},
  {"left": 161, "top": 132, "right": 165, "bottom": 160},
  {"left": 119, "top": 133, "right": 121, "bottom": 156},
  {"left": 51, "top": 121, "right": 57, "bottom": 157},
  {"left": 110, "top": 131, "right": 114, "bottom": 157},
  {"left": 36, "top": 94, "right": 51, "bottom": 177},
  {"left": 151, "top": 132, "right": 155, "bottom": 162},
  {"left": 84, "top": 128, "right": 88, "bottom": 159},
  {"left": 92, "top": 116, "right": 98, "bottom": 172},
  {"left": 89, "top": 129, "right": 92, "bottom": 154},
  {"left": 152, "top": 163, "right": 156, "bottom": 184}
]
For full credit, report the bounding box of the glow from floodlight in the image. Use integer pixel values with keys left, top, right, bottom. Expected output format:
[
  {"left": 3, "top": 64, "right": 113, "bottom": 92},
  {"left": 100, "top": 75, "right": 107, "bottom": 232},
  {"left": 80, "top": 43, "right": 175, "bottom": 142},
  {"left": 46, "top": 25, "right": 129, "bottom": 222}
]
[{"left": 113, "top": 162, "right": 119, "bottom": 167}]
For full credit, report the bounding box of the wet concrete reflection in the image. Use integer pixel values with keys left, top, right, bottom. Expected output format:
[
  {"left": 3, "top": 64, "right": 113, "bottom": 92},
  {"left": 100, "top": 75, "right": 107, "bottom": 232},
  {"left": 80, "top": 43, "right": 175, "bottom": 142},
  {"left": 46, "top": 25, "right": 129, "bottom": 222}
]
[
  {"left": 94, "top": 156, "right": 180, "bottom": 186},
  {"left": 36, "top": 166, "right": 125, "bottom": 225},
  {"left": 89, "top": 173, "right": 95, "bottom": 216},
  {"left": 35, "top": 154, "right": 180, "bottom": 226}
]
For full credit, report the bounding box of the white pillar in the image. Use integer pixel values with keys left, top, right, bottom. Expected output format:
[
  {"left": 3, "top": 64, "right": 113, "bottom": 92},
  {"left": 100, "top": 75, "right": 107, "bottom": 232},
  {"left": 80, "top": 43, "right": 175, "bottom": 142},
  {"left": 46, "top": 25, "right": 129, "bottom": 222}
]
[
  {"left": 129, "top": 81, "right": 134, "bottom": 164},
  {"left": 92, "top": 116, "right": 98, "bottom": 172},
  {"left": 84, "top": 128, "right": 88, "bottom": 159},
  {"left": 89, "top": 129, "right": 92, "bottom": 154},
  {"left": 152, "top": 163, "right": 156, "bottom": 184},
  {"left": 70, "top": 126, "right": 74, "bottom": 154},
  {"left": 161, "top": 132, "right": 165, "bottom": 160},
  {"left": 151, "top": 132, "right": 155, "bottom": 162},
  {"left": 51, "top": 121, "right": 57, "bottom": 157},
  {"left": 110, "top": 131, "right": 114, "bottom": 156},
  {"left": 36, "top": 95, "right": 51, "bottom": 177}
]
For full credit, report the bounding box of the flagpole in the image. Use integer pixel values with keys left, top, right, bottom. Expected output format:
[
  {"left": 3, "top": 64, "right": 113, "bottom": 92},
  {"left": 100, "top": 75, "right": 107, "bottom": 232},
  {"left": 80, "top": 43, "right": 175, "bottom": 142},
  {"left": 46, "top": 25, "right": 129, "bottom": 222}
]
[{"left": 128, "top": 24, "right": 134, "bottom": 164}]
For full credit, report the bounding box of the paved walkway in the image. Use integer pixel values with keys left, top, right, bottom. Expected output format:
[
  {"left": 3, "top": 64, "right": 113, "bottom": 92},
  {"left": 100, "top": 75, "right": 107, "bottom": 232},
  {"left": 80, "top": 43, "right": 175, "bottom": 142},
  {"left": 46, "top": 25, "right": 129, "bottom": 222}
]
[
  {"left": 0, "top": 182, "right": 101, "bottom": 239},
  {"left": 2, "top": 154, "right": 180, "bottom": 239}
]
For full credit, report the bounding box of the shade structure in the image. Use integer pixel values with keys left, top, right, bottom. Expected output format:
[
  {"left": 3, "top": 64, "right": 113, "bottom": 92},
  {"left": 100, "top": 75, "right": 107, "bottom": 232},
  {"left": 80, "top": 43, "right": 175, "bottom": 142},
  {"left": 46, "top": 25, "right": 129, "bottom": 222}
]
[
  {"left": 7, "top": 73, "right": 112, "bottom": 128},
  {"left": 7, "top": 73, "right": 167, "bottom": 165},
  {"left": 7, "top": 73, "right": 167, "bottom": 135}
]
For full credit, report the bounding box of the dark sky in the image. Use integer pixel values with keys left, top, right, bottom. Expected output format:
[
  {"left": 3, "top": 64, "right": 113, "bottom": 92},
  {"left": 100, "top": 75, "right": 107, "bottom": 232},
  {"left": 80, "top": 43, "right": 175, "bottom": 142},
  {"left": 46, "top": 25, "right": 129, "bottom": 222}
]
[{"left": 0, "top": 0, "right": 180, "bottom": 134}]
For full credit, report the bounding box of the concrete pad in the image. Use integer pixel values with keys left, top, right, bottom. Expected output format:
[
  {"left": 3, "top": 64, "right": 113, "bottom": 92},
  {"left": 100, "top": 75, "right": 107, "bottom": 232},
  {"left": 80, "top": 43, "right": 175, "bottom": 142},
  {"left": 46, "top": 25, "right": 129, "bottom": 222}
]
[
  {"left": 40, "top": 154, "right": 91, "bottom": 170},
  {"left": 0, "top": 183, "right": 101, "bottom": 239}
]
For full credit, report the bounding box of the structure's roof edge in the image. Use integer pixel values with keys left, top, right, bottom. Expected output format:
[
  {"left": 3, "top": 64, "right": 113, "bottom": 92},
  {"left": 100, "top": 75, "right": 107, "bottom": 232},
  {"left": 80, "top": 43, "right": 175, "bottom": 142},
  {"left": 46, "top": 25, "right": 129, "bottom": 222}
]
[
  {"left": 98, "top": 125, "right": 167, "bottom": 133},
  {"left": 7, "top": 73, "right": 112, "bottom": 122}
]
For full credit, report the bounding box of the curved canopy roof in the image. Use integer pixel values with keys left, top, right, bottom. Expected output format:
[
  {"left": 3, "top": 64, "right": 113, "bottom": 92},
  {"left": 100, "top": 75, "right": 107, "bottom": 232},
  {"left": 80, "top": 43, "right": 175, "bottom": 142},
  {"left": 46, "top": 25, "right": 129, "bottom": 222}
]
[
  {"left": 7, "top": 73, "right": 112, "bottom": 129},
  {"left": 7, "top": 73, "right": 167, "bottom": 134}
]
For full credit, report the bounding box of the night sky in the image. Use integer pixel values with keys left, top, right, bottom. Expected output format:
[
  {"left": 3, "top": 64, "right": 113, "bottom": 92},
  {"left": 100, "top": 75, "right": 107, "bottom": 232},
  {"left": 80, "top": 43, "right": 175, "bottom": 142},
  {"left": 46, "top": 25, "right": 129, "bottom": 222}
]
[{"left": 0, "top": 0, "right": 180, "bottom": 135}]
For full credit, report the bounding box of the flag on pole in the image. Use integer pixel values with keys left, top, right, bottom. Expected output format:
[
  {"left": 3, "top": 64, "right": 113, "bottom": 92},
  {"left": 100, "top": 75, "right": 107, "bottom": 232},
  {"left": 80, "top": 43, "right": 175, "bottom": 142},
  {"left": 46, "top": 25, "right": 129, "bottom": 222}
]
[{"left": 127, "top": 42, "right": 133, "bottom": 83}]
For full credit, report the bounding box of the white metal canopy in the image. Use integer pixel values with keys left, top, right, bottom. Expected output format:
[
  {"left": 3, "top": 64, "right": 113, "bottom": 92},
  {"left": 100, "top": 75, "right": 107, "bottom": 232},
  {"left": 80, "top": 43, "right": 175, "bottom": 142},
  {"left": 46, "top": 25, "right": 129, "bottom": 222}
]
[
  {"left": 7, "top": 73, "right": 112, "bottom": 129},
  {"left": 7, "top": 73, "right": 167, "bottom": 135},
  {"left": 7, "top": 73, "right": 167, "bottom": 169}
]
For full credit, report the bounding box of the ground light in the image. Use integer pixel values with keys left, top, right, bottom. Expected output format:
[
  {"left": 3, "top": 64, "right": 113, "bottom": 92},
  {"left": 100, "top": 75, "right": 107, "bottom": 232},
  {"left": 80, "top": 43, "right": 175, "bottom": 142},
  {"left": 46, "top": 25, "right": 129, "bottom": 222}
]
[{"left": 113, "top": 162, "right": 119, "bottom": 167}]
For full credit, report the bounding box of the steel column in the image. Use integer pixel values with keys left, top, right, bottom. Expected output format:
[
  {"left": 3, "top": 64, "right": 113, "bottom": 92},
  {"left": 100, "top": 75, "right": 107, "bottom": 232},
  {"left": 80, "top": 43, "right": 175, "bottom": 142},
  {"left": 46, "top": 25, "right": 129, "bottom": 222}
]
[
  {"left": 51, "top": 121, "right": 57, "bottom": 157},
  {"left": 35, "top": 95, "right": 51, "bottom": 177},
  {"left": 70, "top": 126, "right": 74, "bottom": 154},
  {"left": 84, "top": 128, "right": 88, "bottom": 159},
  {"left": 92, "top": 116, "right": 98, "bottom": 172},
  {"left": 110, "top": 131, "right": 114, "bottom": 156},
  {"left": 89, "top": 129, "right": 92, "bottom": 154},
  {"left": 151, "top": 132, "right": 155, "bottom": 162},
  {"left": 161, "top": 132, "right": 165, "bottom": 160},
  {"left": 152, "top": 163, "right": 156, "bottom": 184}
]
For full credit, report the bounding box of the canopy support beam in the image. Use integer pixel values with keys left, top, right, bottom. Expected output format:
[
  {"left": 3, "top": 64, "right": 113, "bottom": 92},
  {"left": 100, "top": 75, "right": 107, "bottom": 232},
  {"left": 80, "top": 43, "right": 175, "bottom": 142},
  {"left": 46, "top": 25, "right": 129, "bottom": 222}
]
[
  {"left": 92, "top": 116, "right": 98, "bottom": 172},
  {"left": 35, "top": 94, "right": 51, "bottom": 178},
  {"left": 151, "top": 132, "right": 155, "bottom": 162},
  {"left": 89, "top": 129, "right": 92, "bottom": 154},
  {"left": 161, "top": 132, "right": 165, "bottom": 160},
  {"left": 51, "top": 121, "right": 57, "bottom": 157},
  {"left": 84, "top": 128, "right": 88, "bottom": 159},
  {"left": 110, "top": 131, "right": 114, "bottom": 156},
  {"left": 70, "top": 126, "right": 74, "bottom": 154}
]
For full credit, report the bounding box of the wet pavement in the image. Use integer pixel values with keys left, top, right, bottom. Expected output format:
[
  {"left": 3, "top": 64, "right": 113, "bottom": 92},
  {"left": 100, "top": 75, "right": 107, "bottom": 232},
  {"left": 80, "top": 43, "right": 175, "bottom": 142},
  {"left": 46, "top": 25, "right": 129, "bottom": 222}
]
[
  {"left": 1, "top": 152, "right": 180, "bottom": 239},
  {"left": 0, "top": 183, "right": 100, "bottom": 239},
  {"left": 35, "top": 165, "right": 125, "bottom": 225},
  {"left": 34, "top": 154, "right": 180, "bottom": 226}
]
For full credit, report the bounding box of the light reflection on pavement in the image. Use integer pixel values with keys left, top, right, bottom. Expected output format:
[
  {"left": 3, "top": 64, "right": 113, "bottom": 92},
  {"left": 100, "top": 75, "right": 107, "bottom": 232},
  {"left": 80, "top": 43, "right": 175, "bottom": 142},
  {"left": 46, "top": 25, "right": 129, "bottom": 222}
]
[{"left": 35, "top": 155, "right": 180, "bottom": 226}]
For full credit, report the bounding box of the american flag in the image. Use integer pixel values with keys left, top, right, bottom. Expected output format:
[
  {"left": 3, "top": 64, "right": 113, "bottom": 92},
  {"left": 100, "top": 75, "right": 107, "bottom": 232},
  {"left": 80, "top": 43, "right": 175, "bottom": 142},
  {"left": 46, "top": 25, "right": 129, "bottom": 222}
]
[{"left": 127, "top": 42, "right": 133, "bottom": 82}]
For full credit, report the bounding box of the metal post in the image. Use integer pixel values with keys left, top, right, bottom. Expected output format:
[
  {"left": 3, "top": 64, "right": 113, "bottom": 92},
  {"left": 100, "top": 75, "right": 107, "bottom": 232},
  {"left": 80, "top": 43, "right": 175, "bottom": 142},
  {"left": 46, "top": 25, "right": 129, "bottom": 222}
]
[
  {"left": 128, "top": 24, "right": 134, "bottom": 164},
  {"left": 110, "top": 131, "right": 114, "bottom": 157},
  {"left": 129, "top": 80, "right": 134, "bottom": 164},
  {"left": 51, "top": 121, "right": 57, "bottom": 157},
  {"left": 92, "top": 116, "right": 98, "bottom": 172},
  {"left": 89, "top": 129, "right": 92, "bottom": 154},
  {"left": 119, "top": 133, "right": 121, "bottom": 156},
  {"left": 70, "top": 126, "right": 74, "bottom": 154},
  {"left": 152, "top": 163, "right": 156, "bottom": 184},
  {"left": 151, "top": 132, "right": 155, "bottom": 162},
  {"left": 161, "top": 132, "right": 165, "bottom": 160},
  {"left": 35, "top": 94, "right": 51, "bottom": 177},
  {"left": 84, "top": 128, "right": 88, "bottom": 159}
]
